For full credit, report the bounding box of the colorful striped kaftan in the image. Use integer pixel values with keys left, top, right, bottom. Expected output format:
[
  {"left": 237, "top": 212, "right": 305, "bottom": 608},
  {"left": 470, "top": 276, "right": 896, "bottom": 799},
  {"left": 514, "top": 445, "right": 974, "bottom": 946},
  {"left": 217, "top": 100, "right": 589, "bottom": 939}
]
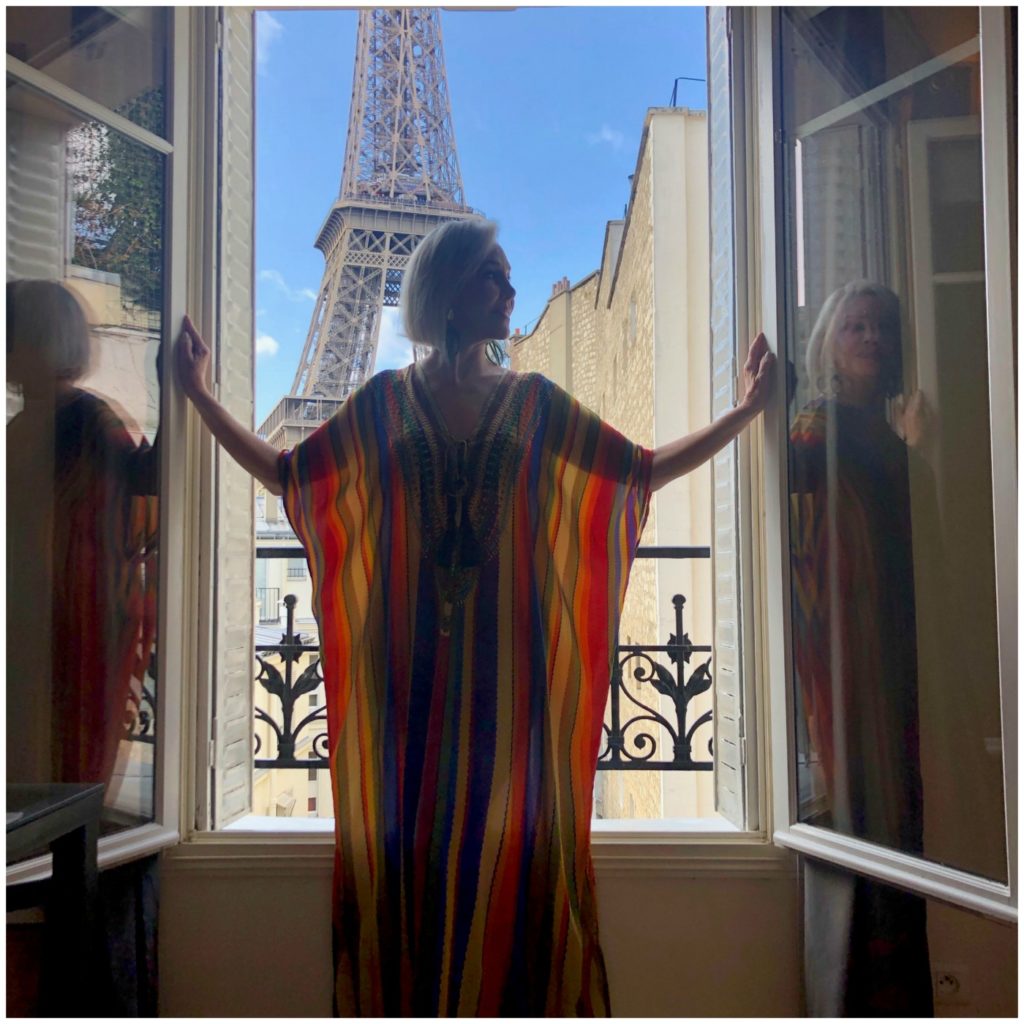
[
  {"left": 6, "top": 389, "right": 158, "bottom": 789},
  {"left": 279, "top": 366, "right": 652, "bottom": 1017}
]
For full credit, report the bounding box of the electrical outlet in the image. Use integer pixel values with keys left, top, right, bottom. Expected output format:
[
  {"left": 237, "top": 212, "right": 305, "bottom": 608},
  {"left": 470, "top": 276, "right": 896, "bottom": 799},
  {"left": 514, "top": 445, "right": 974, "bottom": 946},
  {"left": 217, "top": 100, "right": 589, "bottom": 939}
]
[{"left": 933, "top": 964, "right": 971, "bottom": 1006}]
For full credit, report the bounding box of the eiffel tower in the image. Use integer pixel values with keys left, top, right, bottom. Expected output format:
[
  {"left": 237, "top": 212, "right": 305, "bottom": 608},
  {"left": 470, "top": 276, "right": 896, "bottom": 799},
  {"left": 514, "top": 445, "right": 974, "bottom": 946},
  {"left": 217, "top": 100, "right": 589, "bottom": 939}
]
[{"left": 260, "top": 8, "right": 477, "bottom": 449}]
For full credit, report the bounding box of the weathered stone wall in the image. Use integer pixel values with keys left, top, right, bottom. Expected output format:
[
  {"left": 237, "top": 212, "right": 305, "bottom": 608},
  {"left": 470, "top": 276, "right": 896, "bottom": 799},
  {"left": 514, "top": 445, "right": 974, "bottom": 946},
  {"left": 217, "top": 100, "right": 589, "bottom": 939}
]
[
  {"left": 508, "top": 311, "right": 551, "bottom": 380},
  {"left": 597, "top": 132, "right": 663, "bottom": 820},
  {"left": 511, "top": 110, "right": 712, "bottom": 820},
  {"left": 568, "top": 273, "right": 600, "bottom": 409}
]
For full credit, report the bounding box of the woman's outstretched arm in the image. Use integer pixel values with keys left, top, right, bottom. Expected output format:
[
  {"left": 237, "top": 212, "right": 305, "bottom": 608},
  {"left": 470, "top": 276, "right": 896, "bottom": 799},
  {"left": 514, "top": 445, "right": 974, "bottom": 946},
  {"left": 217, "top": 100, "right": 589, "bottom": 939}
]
[
  {"left": 650, "top": 332, "right": 776, "bottom": 492},
  {"left": 176, "top": 315, "right": 284, "bottom": 496}
]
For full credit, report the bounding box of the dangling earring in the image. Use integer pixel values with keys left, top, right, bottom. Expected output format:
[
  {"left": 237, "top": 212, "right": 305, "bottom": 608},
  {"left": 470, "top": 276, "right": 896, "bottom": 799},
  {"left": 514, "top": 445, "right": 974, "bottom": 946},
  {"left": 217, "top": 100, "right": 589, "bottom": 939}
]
[
  {"left": 444, "top": 309, "right": 460, "bottom": 364},
  {"left": 816, "top": 371, "right": 841, "bottom": 398},
  {"left": 485, "top": 340, "right": 506, "bottom": 367}
]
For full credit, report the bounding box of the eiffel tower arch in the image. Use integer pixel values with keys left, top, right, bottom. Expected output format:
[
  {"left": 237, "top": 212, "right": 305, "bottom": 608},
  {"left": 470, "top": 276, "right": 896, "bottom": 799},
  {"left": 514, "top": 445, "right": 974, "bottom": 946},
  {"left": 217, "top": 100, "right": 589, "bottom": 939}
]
[{"left": 260, "top": 8, "right": 478, "bottom": 448}]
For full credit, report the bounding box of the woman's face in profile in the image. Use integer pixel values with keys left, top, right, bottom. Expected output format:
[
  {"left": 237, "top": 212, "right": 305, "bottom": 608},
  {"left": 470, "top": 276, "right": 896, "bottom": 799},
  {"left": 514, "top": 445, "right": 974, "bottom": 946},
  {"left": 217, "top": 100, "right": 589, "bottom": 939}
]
[
  {"left": 450, "top": 244, "right": 516, "bottom": 345},
  {"left": 832, "top": 294, "right": 896, "bottom": 393}
]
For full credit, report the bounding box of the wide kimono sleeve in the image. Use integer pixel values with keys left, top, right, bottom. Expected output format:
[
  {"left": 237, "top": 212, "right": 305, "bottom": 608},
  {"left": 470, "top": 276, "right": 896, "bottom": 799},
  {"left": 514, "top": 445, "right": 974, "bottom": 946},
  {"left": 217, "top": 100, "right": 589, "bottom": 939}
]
[
  {"left": 540, "top": 381, "right": 653, "bottom": 582},
  {"left": 276, "top": 412, "right": 347, "bottom": 568},
  {"left": 276, "top": 379, "right": 383, "bottom": 571},
  {"left": 534, "top": 381, "right": 654, "bottom": 779},
  {"left": 275, "top": 380, "right": 382, "bottom": 747}
]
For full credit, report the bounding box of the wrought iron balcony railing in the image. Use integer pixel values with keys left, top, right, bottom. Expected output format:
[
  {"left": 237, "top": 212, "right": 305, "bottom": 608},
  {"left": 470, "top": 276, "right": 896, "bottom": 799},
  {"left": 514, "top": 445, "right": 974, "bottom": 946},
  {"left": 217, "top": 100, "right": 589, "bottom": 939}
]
[
  {"left": 126, "top": 649, "right": 157, "bottom": 746},
  {"left": 253, "top": 546, "right": 713, "bottom": 773}
]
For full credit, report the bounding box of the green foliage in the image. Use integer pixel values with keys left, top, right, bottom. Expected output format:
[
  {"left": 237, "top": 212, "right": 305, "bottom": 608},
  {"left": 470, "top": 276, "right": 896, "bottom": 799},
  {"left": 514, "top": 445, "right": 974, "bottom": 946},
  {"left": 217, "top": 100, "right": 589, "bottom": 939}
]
[{"left": 72, "top": 88, "right": 166, "bottom": 312}]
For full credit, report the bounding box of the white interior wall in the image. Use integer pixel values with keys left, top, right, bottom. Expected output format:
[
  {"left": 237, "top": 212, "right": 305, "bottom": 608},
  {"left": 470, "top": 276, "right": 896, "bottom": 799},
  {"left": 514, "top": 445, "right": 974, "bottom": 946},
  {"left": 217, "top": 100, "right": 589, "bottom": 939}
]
[
  {"left": 158, "top": 852, "right": 803, "bottom": 1017},
  {"left": 157, "top": 847, "right": 1018, "bottom": 1016}
]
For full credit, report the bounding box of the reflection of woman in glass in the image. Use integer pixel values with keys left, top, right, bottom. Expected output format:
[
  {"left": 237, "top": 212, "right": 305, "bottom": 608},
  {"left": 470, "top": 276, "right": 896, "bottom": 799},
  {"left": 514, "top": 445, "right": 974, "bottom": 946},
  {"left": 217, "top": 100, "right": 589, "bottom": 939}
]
[
  {"left": 6, "top": 280, "right": 158, "bottom": 797},
  {"left": 789, "top": 281, "right": 931, "bottom": 1014}
]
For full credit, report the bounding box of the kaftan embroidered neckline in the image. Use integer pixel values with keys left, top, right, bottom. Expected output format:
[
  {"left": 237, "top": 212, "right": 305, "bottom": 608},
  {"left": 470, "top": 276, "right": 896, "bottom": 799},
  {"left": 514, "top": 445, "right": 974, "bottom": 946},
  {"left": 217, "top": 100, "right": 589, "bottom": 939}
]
[{"left": 398, "top": 367, "right": 538, "bottom": 633}]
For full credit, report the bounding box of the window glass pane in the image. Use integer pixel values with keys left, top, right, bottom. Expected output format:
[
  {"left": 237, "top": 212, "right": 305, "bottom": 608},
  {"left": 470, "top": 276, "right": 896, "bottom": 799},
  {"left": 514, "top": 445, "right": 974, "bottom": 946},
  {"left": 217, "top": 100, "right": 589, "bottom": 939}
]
[
  {"left": 6, "top": 83, "right": 164, "bottom": 840},
  {"left": 6, "top": 6, "right": 168, "bottom": 138},
  {"left": 779, "top": 7, "right": 1006, "bottom": 883}
]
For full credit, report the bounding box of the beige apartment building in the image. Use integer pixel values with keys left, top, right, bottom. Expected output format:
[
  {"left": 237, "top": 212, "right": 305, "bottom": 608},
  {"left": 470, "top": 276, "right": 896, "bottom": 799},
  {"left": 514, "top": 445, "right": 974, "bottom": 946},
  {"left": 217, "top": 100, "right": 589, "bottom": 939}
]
[{"left": 511, "top": 107, "right": 715, "bottom": 821}]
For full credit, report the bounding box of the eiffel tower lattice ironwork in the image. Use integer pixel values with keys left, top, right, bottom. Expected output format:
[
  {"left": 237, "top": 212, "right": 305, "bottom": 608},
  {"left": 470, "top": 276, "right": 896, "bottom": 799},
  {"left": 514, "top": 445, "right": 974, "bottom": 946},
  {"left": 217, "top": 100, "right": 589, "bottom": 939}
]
[{"left": 260, "top": 7, "right": 477, "bottom": 449}]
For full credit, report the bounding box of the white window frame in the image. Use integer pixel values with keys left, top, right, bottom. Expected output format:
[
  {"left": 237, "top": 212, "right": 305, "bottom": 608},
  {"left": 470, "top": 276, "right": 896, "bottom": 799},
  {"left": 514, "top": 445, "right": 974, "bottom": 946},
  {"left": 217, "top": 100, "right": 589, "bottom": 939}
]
[
  {"left": 5, "top": 7, "right": 198, "bottom": 884},
  {"left": 758, "top": 6, "right": 1017, "bottom": 923},
  {"left": 169, "top": 6, "right": 793, "bottom": 876}
]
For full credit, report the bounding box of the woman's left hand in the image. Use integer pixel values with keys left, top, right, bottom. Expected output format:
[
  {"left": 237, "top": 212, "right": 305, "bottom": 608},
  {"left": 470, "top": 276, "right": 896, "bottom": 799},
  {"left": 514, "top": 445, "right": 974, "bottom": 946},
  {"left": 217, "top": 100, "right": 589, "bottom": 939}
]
[{"left": 739, "top": 332, "right": 776, "bottom": 416}]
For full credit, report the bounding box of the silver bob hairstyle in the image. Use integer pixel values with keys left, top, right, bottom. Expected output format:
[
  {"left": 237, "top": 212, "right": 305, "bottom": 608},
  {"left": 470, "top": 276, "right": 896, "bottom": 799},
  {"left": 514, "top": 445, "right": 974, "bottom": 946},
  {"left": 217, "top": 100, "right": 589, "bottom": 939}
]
[
  {"left": 400, "top": 217, "right": 500, "bottom": 355},
  {"left": 7, "top": 279, "right": 92, "bottom": 384},
  {"left": 805, "top": 279, "right": 903, "bottom": 398}
]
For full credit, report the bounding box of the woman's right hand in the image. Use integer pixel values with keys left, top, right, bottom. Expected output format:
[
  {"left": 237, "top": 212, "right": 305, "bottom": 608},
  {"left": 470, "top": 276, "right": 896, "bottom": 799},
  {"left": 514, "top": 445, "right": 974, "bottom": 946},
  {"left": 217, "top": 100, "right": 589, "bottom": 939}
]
[
  {"left": 892, "top": 389, "right": 931, "bottom": 449},
  {"left": 176, "top": 315, "right": 211, "bottom": 402}
]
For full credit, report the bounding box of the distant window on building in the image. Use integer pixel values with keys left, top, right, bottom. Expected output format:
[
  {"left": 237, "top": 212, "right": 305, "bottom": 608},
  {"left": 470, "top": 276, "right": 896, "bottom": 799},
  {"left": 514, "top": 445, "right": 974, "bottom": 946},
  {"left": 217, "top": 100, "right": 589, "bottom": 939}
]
[{"left": 287, "top": 558, "right": 306, "bottom": 579}]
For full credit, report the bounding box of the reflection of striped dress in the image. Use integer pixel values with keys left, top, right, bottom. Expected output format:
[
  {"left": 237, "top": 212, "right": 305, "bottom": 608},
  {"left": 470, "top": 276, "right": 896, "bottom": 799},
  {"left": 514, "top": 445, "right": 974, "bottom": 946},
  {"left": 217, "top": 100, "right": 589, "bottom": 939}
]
[
  {"left": 789, "top": 400, "right": 932, "bottom": 1016},
  {"left": 50, "top": 390, "right": 158, "bottom": 787},
  {"left": 280, "top": 367, "right": 651, "bottom": 1017}
]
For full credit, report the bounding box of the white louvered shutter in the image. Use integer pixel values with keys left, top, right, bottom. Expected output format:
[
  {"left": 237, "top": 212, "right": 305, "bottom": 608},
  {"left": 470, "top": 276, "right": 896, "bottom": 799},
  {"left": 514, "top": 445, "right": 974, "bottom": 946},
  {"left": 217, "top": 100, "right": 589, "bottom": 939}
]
[
  {"left": 6, "top": 111, "right": 65, "bottom": 280},
  {"left": 212, "top": 7, "right": 256, "bottom": 827},
  {"left": 707, "top": 7, "right": 750, "bottom": 830}
]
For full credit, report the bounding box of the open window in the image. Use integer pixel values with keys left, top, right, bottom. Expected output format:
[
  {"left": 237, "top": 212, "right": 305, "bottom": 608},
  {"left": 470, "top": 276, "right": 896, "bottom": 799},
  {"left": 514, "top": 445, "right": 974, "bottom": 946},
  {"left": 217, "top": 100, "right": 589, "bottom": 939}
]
[
  {"left": 223, "top": 7, "right": 749, "bottom": 835},
  {"left": 745, "top": 6, "right": 1017, "bottom": 921},
  {"left": 6, "top": 6, "right": 195, "bottom": 878},
  {"left": 194, "top": 7, "right": 258, "bottom": 831}
]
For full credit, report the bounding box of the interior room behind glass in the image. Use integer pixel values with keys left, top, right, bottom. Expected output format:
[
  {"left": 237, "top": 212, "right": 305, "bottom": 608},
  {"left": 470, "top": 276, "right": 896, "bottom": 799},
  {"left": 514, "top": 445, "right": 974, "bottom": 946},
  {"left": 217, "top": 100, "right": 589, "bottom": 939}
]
[{"left": 778, "top": 6, "right": 1006, "bottom": 883}]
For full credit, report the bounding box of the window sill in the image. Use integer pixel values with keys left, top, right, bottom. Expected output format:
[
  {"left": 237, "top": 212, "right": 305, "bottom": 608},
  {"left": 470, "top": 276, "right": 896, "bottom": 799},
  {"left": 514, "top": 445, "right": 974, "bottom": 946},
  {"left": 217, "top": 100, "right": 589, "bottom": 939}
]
[
  {"left": 224, "top": 814, "right": 334, "bottom": 833},
  {"left": 163, "top": 818, "right": 796, "bottom": 879}
]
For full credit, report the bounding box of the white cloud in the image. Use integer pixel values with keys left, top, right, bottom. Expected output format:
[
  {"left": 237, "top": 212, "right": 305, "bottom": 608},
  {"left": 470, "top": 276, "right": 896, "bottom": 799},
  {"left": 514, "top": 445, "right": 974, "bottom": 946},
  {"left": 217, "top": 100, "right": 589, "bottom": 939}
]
[
  {"left": 255, "top": 12, "right": 284, "bottom": 74},
  {"left": 373, "top": 307, "right": 416, "bottom": 373},
  {"left": 255, "top": 333, "right": 280, "bottom": 358},
  {"left": 586, "top": 124, "right": 625, "bottom": 150},
  {"left": 260, "top": 269, "right": 318, "bottom": 303}
]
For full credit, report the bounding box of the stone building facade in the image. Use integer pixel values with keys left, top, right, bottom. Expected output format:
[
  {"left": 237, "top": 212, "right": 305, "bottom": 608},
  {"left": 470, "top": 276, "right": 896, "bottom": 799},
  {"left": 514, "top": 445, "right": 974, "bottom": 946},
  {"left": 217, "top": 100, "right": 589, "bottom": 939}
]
[{"left": 510, "top": 108, "right": 714, "bottom": 821}]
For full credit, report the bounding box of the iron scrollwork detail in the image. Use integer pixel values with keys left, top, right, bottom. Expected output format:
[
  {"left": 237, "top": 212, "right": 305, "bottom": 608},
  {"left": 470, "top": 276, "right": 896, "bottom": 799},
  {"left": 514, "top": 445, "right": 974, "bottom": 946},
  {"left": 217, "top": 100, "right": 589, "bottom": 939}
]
[
  {"left": 125, "top": 685, "right": 156, "bottom": 745},
  {"left": 126, "top": 649, "right": 157, "bottom": 745},
  {"left": 255, "top": 551, "right": 716, "bottom": 776},
  {"left": 597, "top": 593, "right": 714, "bottom": 771},
  {"left": 254, "top": 594, "right": 329, "bottom": 770}
]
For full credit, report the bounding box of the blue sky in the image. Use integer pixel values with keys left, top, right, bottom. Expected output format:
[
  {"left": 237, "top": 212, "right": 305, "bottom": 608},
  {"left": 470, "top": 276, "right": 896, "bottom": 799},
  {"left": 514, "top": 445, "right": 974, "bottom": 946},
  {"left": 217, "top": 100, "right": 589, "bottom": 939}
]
[{"left": 254, "top": 6, "right": 707, "bottom": 424}]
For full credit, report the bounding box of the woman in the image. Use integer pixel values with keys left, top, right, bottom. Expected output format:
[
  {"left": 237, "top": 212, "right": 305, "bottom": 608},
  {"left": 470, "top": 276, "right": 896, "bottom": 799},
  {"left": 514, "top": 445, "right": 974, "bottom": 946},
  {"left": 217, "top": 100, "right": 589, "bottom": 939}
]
[
  {"left": 7, "top": 280, "right": 159, "bottom": 794},
  {"left": 788, "top": 281, "right": 932, "bottom": 1015},
  {"left": 178, "top": 219, "right": 774, "bottom": 1016}
]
